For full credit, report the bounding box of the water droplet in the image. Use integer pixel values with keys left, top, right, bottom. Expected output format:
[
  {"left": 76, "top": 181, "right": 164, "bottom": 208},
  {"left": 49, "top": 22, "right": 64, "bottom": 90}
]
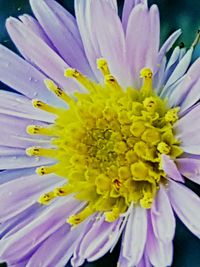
[
  {"left": 33, "top": 92, "right": 38, "bottom": 97},
  {"left": 29, "top": 77, "right": 33, "bottom": 81}
]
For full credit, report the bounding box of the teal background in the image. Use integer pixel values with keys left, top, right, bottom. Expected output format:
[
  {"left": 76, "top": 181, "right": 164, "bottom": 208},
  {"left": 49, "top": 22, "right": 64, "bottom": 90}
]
[{"left": 0, "top": 0, "right": 200, "bottom": 266}]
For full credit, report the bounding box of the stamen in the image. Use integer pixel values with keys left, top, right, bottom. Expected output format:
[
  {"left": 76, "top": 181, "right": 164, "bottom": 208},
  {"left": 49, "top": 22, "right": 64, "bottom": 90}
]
[
  {"left": 26, "top": 125, "right": 57, "bottom": 136},
  {"left": 26, "top": 147, "right": 57, "bottom": 158},
  {"left": 67, "top": 205, "right": 94, "bottom": 226},
  {"left": 36, "top": 164, "right": 60, "bottom": 176},
  {"left": 65, "top": 68, "right": 95, "bottom": 92},
  {"left": 140, "top": 68, "right": 153, "bottom": 97},
  {"left": 54, "top": 184, "right": 74, "bottom": 196},
  {"left": 32, "top": 99, "right": 62, "bottom": 115},
  {"left": 97, "top": 58, "right": 110, "bottom": 76},
  {"left": 44, "top": 79, "right": 75, "bottom": 105},
  {"left": 104, "top": 74, "right": 122, "bottom": 91}
]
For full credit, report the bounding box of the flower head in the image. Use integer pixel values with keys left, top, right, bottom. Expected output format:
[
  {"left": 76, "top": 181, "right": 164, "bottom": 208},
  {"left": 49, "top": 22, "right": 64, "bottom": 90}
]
[{"left": 0, "top": 0, "right": 200, "bottom": 266}]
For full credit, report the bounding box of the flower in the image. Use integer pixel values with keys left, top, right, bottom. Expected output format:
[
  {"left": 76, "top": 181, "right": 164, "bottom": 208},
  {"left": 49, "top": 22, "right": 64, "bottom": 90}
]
[{"left": 0, "top": 0, "right": 200, "bottom": 266}]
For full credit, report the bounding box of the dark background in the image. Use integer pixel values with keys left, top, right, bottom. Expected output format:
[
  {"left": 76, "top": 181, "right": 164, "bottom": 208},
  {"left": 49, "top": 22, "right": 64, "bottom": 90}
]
[{"left": 0, "top": 0, "right": 200, "bottom": 266}]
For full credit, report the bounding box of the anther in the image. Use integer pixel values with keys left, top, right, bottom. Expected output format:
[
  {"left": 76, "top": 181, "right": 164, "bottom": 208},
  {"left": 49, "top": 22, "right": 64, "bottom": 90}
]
[
  {"left": 65, "top": 68, "right": 95, "bottom": 92},
  {"left": 44, "top": 79, "right": 75, "bottom": 105},
  {"left": 38, "top": 191, "right": 55, "bottom": 205},
  {"left": 104, "top": 74, "right": 122, "bottom": 91},
  {"left": 97, "top": 58, "right": 110, "bottom": 76}
]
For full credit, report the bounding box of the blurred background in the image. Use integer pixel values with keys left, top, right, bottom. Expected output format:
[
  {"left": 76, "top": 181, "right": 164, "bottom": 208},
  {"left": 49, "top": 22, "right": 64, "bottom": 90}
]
[{"left": 0, "top": 0, "right": 200, "bottom": 266}]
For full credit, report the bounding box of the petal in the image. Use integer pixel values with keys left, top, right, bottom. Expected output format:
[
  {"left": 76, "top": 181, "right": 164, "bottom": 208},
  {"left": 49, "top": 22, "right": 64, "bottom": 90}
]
[
  {"left": 0, "top": 197, "right": 82, "bottom": 264},
  {"left": 0, "top": 173, "right": 60, "bottom": 222},
  {"left": 136, "top": 250, "right": 152, "bottom": 267},
  {"left": 176, "top": 158, "right": 200, "bottom": 184},
  {"left": 168, "top": 179, "right": 200, "bottom": 238},
  {"left": 6, "top": 17, "right": 80, "bottom": 93},
  {"left": 0, "top": 113, "right": 51, "bottom": 149},
  {"left": 165, "top": 48, "right": 194, "bottom": 106},
  {"left": 76, "top": 216, "right": 123, "bottom": 263},
  {"left": 161, "top": 155, "right": 184, "bottom": 182},
  {"left": 122, "top": 0, "right": 147, "bottom": 31},
  {"left": 146, "top": 215, "right": 173, "bottom": 267},
  {"left": 157, "top": 29, "right": 182, "bottom": 68},
  {"left": 19, "top": 14, "right": 53, "bottom": 48},
  {"left": 0, "top": 167, "right": 35, "bottom": 185},
  {"left": 26, "top": 222, "right": 86, "bottom": 267},
  {"left": 0, "top": 91, "right": 55, "bottom": 123},
  {"left": 90, "top": 0, "right": 128, "bottom": 86},
  {"left": 151, "top": 185, "right": 175, "bottom": 243},
  {"left": 0, "top": 45, "right": 63, "bottom": 106},
  {"left": 126, "top": 4, "right": 160, "bottom": 87},
  {"left": 30, "top": 0, "right": 93, "bottom": 78},
  {"left": 118, "top": 206, "right": 147, "bottom": 266}
]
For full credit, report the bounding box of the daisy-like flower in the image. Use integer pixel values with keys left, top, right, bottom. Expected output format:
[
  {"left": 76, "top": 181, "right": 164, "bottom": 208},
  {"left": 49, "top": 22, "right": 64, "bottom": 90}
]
[{"left": 1, "top": 0, "right": 200, "bottom": 266}]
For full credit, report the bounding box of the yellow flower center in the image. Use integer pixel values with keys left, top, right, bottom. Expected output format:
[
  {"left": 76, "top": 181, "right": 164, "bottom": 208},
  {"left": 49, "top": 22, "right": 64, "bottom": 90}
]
[{"left": 26, "top": 59, "right": 183, "bottom": 225}]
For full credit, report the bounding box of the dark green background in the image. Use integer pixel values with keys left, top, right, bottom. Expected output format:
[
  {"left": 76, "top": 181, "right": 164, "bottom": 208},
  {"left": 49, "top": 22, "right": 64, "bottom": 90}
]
[{"left": 0, "top": 0, "right": 200, "bottom": 266}]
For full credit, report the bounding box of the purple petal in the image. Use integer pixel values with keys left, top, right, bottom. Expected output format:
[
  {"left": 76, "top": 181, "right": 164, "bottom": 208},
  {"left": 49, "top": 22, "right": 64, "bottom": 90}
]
[
  {"left": 75, "top": 216, "right": 123, "bottom": 263},
  {"left": 0, "top": 197, "right": 82, "bottom": 264},
  {"left": 122, "top": 0, "right": 147, "bottom": 31},
  {"left": 30, "top": 0, "right": 93, "bottom": 78},
  {"left": 146, "top": 215, "right": 173, "bottom": 267},
  {"left": 176, "top": 158, "right": 200, "bottom": 184},
  {"left": 157, "top": 29, "right": 182, "bottom": 69},
  {"left": 26, "top": 222, "right": 86, "bottom": 267},
  {"left": 0, "top": 91, "right": 55, "bottom": 123},
  {"left": 0, "top": 113, "right": 51, "bottom": 149},
  {"left": 6, "top": 17, "right": 80, "bottom": 92},
  {"left": 118, "top": 206, "right": 147, "bottom": 266},
  {"left": 161, "top": 155, "right": 184, "bottom": 182},
  {"left": 0, "top": 173, "right": 60, "bottom": 222},
  {"left": 0, "top": 45, "right": 64, "bottom": 106},
  {"left": 19, "top": 14, "right": 53, "bottom": 48},
  {"left": 0, "top": 167, "right": 35, "bottom": 185},
  {"left": 168, "top": 179, "right": 200, "bottom": 238},
  {"left": 126, "top": 4, "right": 159, "bottom": 87},
  {"left": 90, "top": 1, "right": 128, "bottom": 87},
  {"left": 151, "top": 185, "right": 175, "bottom": 242},
  {"left": 136, "top": 250, "right": 152, "bottom": 267}
]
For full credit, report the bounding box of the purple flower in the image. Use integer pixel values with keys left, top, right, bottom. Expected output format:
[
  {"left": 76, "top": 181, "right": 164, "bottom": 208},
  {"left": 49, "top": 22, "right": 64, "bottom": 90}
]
[{"left": 0, "top": 0, "right": 200, "bottom": 266}]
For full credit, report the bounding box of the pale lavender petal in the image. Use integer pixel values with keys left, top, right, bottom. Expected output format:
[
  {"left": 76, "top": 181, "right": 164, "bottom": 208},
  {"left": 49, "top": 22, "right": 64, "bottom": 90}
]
[
  {"left": 26, "top": 222, "right": 86, "bottom": 267},
  {"left": 0, "top": 167, "right": 35, "bottom": 185},
  {"left": 153, "top": 57, "right": 166, "bottom": 94},
  {"left": 122, "top": 0, "right": 147, "bottom": 31},
  {"left": 157, "top": 29, "right": 182, "bottom": 68},
  {"left": 0, "top": 204, "right": 44, "bottom": 239},
  {"left": 0, "top": 174, "right": 60, "bottom": 222},
  {"left": 6, "top": 17, "right": 81, "bottom": 92},
  {"left": 0, "top": 197, "right": 82, "bottom": 264},
  {"left": 0, "top": 91, "right": 55, "bottom": 123},
  {"left": 151, "top": 185, "right": 175, "bottom": 243},
  {"left": 0, "top": 45, "right": 63, "bottom": 106},
  {"left": 90, "top": 1, "right": 128, "bottom": 87},
  {"left": 165, "top": 48, "right": 194, "bottom": 105},
  {"left": 118, "top": 206, "right": 147, "bottom": 266},
  {"left": 168, "top": 58, "right": 200, "bottom": 112},
  {"left": 126, "top": 4, "right": 159, "bottom": 87},
  {"left": 176, "top": 158, "right": 200, "bottom": 184},
  {"left": 168, "top": 179, "right": 200, "bottom": 238},
  {"left": 136, "top": 250, "right": 152, "bottom": 267},
  {"left": 75, "top": 215, "right": 123, "bottom": 263},
  {"left": 146, "top": 215, "right": 173, "bottom": 267},
  {"left": 0, "top": 113, "right": 51, "bottom": 149},
  {"left": 161, "top": 155, "right": 184, "bottom": 182},
  {"left": 30, "top": 0, "right": 93, "bottom": 78},
  {"left": 19, "top": 14, "right": 53, "bottom": 48},
  {"left": 145, "top": 5, "right": 160, "bottom": 73}
]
